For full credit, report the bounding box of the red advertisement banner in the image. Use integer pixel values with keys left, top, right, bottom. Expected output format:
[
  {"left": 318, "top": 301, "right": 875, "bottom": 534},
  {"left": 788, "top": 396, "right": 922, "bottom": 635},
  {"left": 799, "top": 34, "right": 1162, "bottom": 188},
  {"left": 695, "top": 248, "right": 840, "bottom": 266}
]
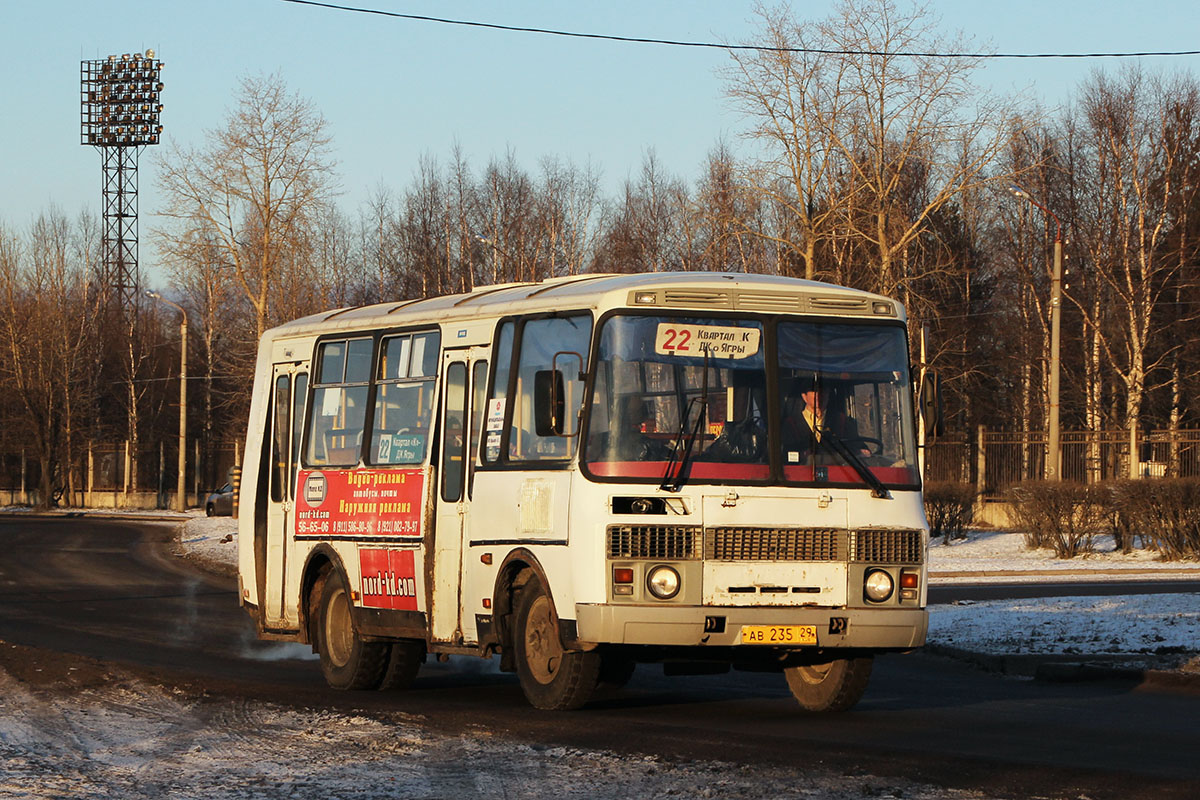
[
  {"left": 296, "top": 468, "right": 425, "bottom": 537},
  {"left": 358, "top": 548, "right": 419, "bottom": 610}
]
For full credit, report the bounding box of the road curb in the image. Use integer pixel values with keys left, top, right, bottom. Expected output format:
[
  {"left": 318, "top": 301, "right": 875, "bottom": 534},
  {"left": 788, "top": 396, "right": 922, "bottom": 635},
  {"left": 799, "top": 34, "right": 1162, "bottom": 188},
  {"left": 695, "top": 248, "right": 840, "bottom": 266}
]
[{"left": 927, "top": 644, "right": 1200, "bottom": 693}]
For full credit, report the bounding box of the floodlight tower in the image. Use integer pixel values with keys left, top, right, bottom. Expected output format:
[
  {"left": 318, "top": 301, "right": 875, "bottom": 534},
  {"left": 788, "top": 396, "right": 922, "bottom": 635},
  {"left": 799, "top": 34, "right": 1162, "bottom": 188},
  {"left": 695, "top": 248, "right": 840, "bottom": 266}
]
[{"left": 81, "top": 51, "right": 164, "bottom": 316}]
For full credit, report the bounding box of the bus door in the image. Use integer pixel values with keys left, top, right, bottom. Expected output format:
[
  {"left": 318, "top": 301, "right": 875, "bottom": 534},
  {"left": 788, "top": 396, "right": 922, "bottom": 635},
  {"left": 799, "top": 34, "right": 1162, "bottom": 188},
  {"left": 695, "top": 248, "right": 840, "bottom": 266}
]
[
  {"left": 265, "top": 361, "right": 309, "bottom": 629},
  {"left": 432, "top": 346, "right": 489, "bottom": 644}
]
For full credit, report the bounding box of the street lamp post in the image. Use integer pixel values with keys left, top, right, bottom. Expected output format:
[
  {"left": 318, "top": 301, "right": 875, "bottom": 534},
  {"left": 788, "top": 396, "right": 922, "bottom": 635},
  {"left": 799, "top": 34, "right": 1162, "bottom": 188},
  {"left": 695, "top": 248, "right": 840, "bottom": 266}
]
[
  {"left": 146, "top": 291, "right": 188, "bottom": 510},
  {"left": 1008, "top": 186, "right": 1064, "bottom": 481}
]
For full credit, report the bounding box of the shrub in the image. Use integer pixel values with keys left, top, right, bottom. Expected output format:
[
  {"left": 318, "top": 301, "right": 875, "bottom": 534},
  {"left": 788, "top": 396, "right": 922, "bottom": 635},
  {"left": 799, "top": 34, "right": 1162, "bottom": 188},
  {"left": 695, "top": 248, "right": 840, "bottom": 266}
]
[
  {"left": 923, "top": 482, "right": 976, "bottom": 543},
  {"left": 1104, "top": 480, "right": 1148, "bottom": 554},
  {"left": 1008, "top": 481, "right": 1104, "bottom": 558},
  {"left": 1107, "top": 478, "right": 1200, "bottom": 561}
]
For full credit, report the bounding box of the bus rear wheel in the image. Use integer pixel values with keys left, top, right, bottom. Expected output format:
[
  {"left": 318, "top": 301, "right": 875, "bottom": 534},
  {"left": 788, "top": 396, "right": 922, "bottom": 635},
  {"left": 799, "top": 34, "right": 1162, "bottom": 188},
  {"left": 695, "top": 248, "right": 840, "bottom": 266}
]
[
  {"left": 513, "top": 578, "right": 599, "bottom": 710},
  {"left": 315, "top": 569, "right": 389, "bottom": 690},
  {"left": 784, "top": 655, "right": 873, "bottom": 712},
  {"left": 378, "top": 639, "right": 424, "bottom": 691}
]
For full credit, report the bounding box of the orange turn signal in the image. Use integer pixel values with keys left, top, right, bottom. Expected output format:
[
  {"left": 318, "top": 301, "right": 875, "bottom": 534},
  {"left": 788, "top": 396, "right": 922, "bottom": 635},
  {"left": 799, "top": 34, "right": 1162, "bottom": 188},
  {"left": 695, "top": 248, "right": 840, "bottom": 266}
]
[{"left": 613, "top": 567, "right": 634, "bottom": 584}]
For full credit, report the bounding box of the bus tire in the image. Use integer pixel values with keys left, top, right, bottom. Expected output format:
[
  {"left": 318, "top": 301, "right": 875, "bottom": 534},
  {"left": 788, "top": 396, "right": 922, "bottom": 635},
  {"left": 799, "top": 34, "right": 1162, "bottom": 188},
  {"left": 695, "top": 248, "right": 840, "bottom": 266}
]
[
  {"left": 784, "top": 655, "right": 873, "bottom": 712},
  {"left": 315, "top": 569, "right": 389, "bottom": 690},
  {"left": 512, "top": 578, "right": 599, "bottom": 710},
  {"left": 378, "top": 639, "right": 424, "bottom": 691}
]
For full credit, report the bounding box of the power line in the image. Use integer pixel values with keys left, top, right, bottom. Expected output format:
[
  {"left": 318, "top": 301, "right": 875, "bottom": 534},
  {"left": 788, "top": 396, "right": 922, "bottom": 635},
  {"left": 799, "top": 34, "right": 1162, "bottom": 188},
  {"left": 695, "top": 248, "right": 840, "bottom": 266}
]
[{"left": 279, "top": 0, "right": 1200, "bottom": 60}]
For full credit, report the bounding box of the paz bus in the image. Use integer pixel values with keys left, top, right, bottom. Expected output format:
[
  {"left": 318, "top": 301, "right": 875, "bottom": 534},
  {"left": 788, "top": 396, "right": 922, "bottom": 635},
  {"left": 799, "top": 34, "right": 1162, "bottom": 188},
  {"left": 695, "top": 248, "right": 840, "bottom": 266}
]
[{"left": 237, "top": 271, "right": 929, "bottom": 711}]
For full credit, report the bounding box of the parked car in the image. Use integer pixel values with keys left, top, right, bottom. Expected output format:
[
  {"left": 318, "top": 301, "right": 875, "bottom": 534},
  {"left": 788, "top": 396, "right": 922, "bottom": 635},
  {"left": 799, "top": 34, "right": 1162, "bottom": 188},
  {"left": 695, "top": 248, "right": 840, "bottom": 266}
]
[{"left": 205, "top": 483, "right": 234, "bottom": 516}]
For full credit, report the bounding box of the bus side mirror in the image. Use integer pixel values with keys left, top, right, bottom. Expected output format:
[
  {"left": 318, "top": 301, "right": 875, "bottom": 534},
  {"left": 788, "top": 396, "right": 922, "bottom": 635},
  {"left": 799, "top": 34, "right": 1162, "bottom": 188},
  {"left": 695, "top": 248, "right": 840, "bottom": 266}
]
[
  {"left": 534, "top": 369, "right": 565, "bottom": 436},
  {"left": 919, "top": 372, "right": 944, "bottom": 437}
]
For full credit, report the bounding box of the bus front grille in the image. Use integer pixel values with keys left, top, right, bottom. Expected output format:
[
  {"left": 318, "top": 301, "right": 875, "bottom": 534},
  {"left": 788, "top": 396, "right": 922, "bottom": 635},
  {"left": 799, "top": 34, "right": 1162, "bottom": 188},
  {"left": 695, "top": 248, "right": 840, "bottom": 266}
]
[
  {"left": 704, "top": 527, "right": 846, "bottom": 561},
  {"left": 852, "top": 529, "right": 924, "bottom": 564},
  {"left": 608, "top": 525, "right": 703, "bottom": 560},
  {"left": 608, "top": 526, "right": 924, "bottom": 564}
]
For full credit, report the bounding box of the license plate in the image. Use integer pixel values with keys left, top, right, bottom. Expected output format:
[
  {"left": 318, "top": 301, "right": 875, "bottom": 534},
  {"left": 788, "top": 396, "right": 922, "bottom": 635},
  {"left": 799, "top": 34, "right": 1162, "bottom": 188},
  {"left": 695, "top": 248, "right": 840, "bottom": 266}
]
[{"left": 740, "top": 625, "right": 817, "bottom": 645}]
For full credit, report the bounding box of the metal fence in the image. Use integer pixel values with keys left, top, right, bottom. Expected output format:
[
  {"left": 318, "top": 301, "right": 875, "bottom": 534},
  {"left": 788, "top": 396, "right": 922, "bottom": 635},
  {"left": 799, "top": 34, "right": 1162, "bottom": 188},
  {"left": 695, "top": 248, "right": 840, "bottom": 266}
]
[
  {"left": 0, "top": 440, "right": 242, "bottom": 508},
  {"left": 924, "top": 428, "right": 1200, "bottom": 497},
  {"left": 6, "top": 431, "right": 1199, "bottom": 507}
]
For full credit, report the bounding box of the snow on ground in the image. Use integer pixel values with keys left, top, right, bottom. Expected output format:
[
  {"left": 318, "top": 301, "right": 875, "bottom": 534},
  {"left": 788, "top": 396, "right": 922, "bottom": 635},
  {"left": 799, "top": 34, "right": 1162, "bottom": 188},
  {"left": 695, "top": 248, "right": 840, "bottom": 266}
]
[
  {"left": 0, "top": 661, "right": 1000, "bottom": 800},
  {"left": 927, "top": 528, "right": 1199, "bottom": 579},
  {"left": 177, "top": 512, "right": 239, "bottom": 574},
  {"left": 924, "top": 529, "right": 1200, "bottom": 663},
  {"left": 928, "top": 593, "right": 1200, "bottom": 660}
]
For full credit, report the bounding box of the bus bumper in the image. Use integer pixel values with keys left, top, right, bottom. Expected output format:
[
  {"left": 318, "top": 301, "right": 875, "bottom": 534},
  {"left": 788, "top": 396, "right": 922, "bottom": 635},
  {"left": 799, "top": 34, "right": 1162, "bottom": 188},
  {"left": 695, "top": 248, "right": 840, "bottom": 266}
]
[{"left": 574, "top": 604, "right": 927, "bottom": 650}]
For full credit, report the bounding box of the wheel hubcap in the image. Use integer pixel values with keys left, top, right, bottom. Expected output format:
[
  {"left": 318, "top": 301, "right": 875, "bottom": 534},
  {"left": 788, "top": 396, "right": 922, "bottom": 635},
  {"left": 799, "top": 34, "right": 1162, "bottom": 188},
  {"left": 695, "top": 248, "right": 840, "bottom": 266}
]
[
  {"left": 524, "top": 595, "right": 563, "bottom": 684},
  {"left": 325, "top": 587, "right": 353, "bottom": 667},
  {"left": 796, "top": 661, "right": 833, "bottom": 685}
]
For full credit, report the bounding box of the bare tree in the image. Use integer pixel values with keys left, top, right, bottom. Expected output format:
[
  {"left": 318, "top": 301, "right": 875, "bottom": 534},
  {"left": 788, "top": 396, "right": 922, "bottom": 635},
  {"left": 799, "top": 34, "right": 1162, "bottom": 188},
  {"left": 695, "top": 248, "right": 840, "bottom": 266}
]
[
  {"left": 725, "top": 6, "right": 853, "bottom": 279},
  {"left": 1069, "top": 68, "right": 1200, "bottom": 476},
  {"left": 0, "top": 212, "right": 96, "bottom": 507},
  {"left": 156, "top": 73, "right": 337, "bottom": 339},
  {"left": 727, "top": 0, "right": 1026, "bottom": 299},
  {"left": 538, "top": 156, "right": 602, "bottom": 276},
  {"left": 594, "top": 150, "right": 687, "bottom": 273}
]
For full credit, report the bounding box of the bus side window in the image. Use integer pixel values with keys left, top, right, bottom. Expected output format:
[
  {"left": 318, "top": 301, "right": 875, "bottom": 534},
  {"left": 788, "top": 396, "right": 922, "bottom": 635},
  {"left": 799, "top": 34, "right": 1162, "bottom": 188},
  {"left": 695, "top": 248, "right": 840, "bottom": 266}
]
[
  {"left": 270, "top": 375, "right": 290, "bottom": 503},
  {"left": 306, "top": 338, "right": 371, "bottom": 467},
  {"left": 469, "top": 359, "right": 487, "bottom": 495},
  {"left": 483, "top": 322, "right": 515, "bottom": 463},
  {"left": 369, "top": 331, "right": 440, "bottom": 466},
  {"left": 441, "top": 362, "right": 468, "bottom": 502},
  {"left": 510, "top": 315, "right": 591, "bottom": 462},
  {"left": 289, "top": 373, "right": 308, "bottom": 497}
]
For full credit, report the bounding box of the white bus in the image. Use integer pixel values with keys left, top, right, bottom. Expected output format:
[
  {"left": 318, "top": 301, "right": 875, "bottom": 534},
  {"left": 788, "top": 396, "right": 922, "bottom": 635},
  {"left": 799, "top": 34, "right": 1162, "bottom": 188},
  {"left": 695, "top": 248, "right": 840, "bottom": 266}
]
[{"left": 237, "top": 272, "right": 929, "bottom": 711}]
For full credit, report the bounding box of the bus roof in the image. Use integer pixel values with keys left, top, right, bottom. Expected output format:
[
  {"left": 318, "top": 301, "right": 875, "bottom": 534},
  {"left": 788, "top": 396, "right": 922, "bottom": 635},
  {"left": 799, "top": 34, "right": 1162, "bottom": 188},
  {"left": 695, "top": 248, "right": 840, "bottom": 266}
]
[{"left": 261, "top": 271, "right": 904, "bottom": 342}]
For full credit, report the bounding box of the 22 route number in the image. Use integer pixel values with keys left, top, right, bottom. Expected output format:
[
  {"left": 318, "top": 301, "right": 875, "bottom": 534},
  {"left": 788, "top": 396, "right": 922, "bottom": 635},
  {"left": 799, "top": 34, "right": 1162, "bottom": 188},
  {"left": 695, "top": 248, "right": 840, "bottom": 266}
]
[
  {"left": 660, "top": 326, "right": 692, "bottom": 353},
  {"left": 654, "top": 323, "right": 761, "bottom": 360}
]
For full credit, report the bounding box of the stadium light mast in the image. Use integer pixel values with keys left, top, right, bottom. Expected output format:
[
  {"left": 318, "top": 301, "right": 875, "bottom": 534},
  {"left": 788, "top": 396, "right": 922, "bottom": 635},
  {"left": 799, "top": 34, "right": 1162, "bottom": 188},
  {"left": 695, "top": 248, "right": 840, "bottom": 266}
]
[{"left": 81, "top": 51, "right": 165, "bottom": 317}]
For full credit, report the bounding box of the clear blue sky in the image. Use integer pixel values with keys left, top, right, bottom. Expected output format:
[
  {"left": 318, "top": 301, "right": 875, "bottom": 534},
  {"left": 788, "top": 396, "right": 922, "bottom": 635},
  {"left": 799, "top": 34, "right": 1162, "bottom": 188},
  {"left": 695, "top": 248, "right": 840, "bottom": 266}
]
[{"left": 3, "top": 1, "right": 1199, "bottom": 287}]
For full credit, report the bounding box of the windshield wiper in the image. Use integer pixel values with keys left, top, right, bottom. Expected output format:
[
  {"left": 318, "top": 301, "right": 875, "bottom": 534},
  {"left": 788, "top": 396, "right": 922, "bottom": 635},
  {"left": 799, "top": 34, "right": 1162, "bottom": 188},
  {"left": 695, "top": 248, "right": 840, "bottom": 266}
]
[
  {"left": 660, "top": 395, "right": 706, "bottom": 492},
  {"left": 816, "top": 427, "right": 891, "bottom": 499},
  {"left": 660, "top": 352, "right": 711, "bottom": 492}
]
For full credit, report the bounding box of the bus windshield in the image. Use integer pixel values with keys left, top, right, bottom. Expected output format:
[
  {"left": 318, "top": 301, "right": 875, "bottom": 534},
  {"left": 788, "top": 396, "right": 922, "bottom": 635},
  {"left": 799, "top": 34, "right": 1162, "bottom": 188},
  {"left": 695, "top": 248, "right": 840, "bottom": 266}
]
[{"left": 583, "top": 314, "right": 919, "bottom": 488}]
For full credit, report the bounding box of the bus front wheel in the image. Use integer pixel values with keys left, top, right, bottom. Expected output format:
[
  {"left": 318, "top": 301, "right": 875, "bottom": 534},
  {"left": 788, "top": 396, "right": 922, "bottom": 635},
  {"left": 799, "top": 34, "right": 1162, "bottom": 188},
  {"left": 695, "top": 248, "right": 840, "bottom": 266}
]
[
  {"left": 315, "top": 569, "right": 389, "bottom": 690},
  {"left": 784, "top": 655, "right": 873, "bottom": 712},
  {"left": 512, "top": 578, "right": 599, "bottom": 710}
]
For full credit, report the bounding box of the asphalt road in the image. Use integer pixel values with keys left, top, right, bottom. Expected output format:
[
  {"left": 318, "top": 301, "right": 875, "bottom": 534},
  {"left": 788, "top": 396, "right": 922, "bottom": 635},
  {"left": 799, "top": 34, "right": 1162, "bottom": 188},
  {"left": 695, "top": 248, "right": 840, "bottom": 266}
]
[
  {"left": 1, "top": 516, "right": 1198, "bottom": 800},
  {"left": 930, "top": 578, "right": 1200, "bottom": 603}
]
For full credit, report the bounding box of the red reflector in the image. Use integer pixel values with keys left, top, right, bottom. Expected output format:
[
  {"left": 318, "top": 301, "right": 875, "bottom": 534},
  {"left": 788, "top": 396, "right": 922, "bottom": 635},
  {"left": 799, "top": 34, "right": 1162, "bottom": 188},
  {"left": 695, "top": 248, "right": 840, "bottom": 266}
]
[
  {"left": 482, "top": 598, "right": 492, "bottom": 609},
  {"left": 613, "top": 568, "right": 634, "bottom": 584},
  {"left": 900, "top": 572, "right": 919, "bottom": 589}
]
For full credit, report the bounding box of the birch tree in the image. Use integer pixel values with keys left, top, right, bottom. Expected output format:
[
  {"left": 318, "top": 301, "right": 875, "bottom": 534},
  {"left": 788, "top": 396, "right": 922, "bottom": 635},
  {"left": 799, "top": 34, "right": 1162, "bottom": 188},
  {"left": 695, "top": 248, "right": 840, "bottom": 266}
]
[{"left": 1070, "top": 69, "right": 1200, "bottom": 477}]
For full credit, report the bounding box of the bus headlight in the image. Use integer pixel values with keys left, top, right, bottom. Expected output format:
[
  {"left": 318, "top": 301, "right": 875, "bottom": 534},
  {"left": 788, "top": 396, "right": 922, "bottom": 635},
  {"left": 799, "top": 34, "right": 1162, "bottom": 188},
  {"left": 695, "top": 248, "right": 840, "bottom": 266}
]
[
  {"left": 646, "top": 565, "right": 681, "bottom": 600},
  {"left": 863, "top": 569, "right": 894, "bottom": 603}
]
